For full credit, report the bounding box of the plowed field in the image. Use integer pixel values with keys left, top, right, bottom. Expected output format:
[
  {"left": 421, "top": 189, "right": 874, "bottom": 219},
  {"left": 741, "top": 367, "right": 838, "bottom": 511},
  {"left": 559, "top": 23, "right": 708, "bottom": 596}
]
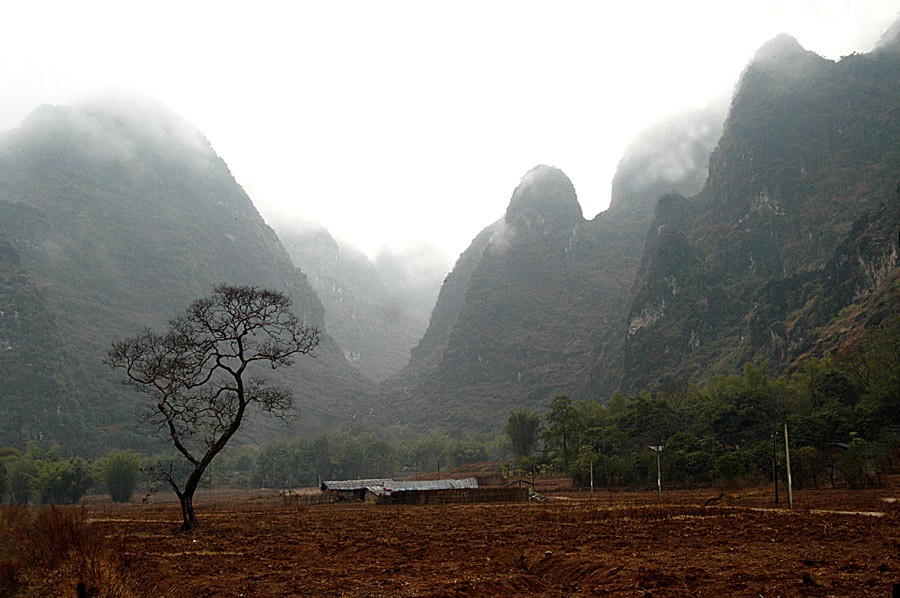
[{"left": 88, "top": 485, "right": 900, "bottom": 597}]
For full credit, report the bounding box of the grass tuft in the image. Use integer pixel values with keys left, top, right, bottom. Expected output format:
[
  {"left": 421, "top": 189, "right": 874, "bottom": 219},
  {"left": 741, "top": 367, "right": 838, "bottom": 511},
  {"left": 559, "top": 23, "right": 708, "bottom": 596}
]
[{"left": 0, "top": 504, "right": 148, "bottom": 598}]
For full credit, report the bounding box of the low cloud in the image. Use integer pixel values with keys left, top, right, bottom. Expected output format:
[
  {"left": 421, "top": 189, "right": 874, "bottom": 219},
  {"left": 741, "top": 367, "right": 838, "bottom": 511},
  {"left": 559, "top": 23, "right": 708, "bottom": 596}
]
[
  {"left": 3, "top": 91, "right": 218, "bottom": 175},
  {"left": 375, "top": 241, "right": 450, "bottom": 307},
  {"left": 610, "top": 99, "right": 728, "bottom": 209}
]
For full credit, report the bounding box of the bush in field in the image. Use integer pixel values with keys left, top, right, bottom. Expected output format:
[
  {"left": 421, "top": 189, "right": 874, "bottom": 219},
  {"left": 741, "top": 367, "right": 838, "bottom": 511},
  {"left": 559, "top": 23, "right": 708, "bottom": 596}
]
[
  {"left": 713, "top": 453, "right": 745, "bottom": 486},
  {"left": 33, "top": 457, "right": 93, "bottom": 505},
  {"left": 8, "top": 461, "right": 34, "bottom": 504},
  {"left": 836, "top": 435, "right": 877, "bottom": 488},
  {"left": 96, "top": 450, "right": 142, "bottom": 503}
]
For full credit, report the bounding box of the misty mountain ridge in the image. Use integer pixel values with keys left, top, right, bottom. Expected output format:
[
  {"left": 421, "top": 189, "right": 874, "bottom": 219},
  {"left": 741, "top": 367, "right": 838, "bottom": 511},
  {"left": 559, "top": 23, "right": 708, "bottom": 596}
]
[
  {"left": 876, "top": 17, "right": 900, "bottom": 50},
  {"left": 607, "top": 100, "right": 726, "bottom": 216},
  {"left": 2, "top": 22, "right": 899, "bottom": 448},
  {"left": 378, "top": 95, "right": 727, "bottom": 429},
  {"left": 0, "top": 96, "right": 376, "bottom": 453},
  {"left": 276, "top": 218, "right": 447, "bottom": 382},
  {"left": 381, "top": 165, "right": 600, "bottom": 425},
  {"left": 381, "top": 28, "right": 900, "bottom": 429},
  {"left": 380, "top": 123, "right": 719, "bottom": 428}
]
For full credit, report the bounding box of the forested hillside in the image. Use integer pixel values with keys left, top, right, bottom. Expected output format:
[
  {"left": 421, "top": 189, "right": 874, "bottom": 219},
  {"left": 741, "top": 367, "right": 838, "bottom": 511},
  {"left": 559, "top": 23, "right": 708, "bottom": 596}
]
[{"left": 0, "top": 231, "right": 84, "bottom": 449}]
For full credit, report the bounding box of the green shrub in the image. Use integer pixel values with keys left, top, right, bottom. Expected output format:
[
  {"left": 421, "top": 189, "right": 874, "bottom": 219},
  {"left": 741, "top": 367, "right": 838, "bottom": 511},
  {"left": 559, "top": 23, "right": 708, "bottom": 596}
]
[
  {"left": 5, "top": 445, "right": 92, "bottom": 505},
  {"left": 96, "top": 450, "right": 142, "bottom": 503},
  {"left": 8, "top": 460, "right": 36, "bottom": 504},
  {"left": 713, "top": 453, "right": 745, "bottom": 485},
  {"left": 34, "top": 458, "right": 93, "bottom": 505}
]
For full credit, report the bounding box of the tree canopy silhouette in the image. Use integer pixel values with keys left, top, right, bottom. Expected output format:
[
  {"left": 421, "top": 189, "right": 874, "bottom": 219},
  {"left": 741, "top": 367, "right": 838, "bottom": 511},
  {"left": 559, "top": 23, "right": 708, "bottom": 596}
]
[{"left": 108, "top": 285, "right": 318, "bottom": 530}]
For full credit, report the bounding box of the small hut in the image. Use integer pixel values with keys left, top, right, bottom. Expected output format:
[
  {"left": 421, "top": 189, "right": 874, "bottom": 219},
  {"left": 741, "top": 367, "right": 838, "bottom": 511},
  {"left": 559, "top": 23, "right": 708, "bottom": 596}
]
[
  {"left": 320, "top": 477, "right": 479, "bottom": 503},
  {"left": 320, "top": 479, "right": 392, "bottom": 502}
]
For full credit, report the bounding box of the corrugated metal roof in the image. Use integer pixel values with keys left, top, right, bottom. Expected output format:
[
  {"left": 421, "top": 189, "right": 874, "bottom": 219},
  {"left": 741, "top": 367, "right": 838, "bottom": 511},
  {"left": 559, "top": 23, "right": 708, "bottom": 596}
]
[
  {"left": 322, "top": 477, "right": 478, "bottom": 495},
  {"left": 383, "top": 478, "right": 478, "bottom": 493},
  {"left": 321, "top": 479, "right": 392, "bottom": 491}
]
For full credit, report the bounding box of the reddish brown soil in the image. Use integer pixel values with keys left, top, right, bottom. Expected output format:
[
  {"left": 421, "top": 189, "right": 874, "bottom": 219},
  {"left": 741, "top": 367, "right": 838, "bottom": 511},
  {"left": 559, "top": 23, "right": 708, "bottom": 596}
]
[{"left": 89, "top": 485, "right": 900, "bottom": 597}]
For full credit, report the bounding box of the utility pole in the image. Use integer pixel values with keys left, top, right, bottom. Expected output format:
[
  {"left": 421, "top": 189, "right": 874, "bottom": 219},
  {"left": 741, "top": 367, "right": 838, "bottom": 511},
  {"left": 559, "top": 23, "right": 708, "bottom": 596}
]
[
  {"left": 530, "top": 449, "right": 538, "bottom": 492},
  {"left": 590, "top": 456, "right": 594, "bottom": 497},
  {"left": 784, "top": 419, "right": 794, "bottom": 510},
  {"left": 649, "top": 445, "right": 663, "bottom": 504},
  {"left": 773, "top": 428, "right": 779, "bottom": 505}
]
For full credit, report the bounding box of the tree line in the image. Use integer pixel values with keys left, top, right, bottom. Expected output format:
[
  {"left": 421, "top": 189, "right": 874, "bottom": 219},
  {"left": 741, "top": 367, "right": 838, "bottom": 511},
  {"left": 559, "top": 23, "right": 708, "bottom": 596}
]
[
  {"left": 249, "top": 427, "right": 506, "bottom": 488},
  {"left": 0, "top": 445, "right": 141, "bottom": 505},
  {"left": 508, "top": 313, "right": 900, "bottom": 490},
  {"left": 0, "top": 430, "right": 507, "bottom": 503},
  {"left": 2, "top": 303, "right": 895, "bottom": 510}
]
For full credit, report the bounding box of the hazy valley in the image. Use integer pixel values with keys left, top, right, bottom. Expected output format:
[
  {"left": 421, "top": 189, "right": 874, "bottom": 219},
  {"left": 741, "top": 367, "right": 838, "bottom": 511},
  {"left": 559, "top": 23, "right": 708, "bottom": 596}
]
[
  {"left": 2, "top": 13, "right": 900, "bottom": 596},
  {"left": 1, "top": 26, "right": 899, "bottom": 453}
]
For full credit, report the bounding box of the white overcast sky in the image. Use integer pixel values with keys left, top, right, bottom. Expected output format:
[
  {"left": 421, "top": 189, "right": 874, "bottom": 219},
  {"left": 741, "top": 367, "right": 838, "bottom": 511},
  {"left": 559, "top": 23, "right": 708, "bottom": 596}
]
[{"left": 1, "top": 1, "right": 897, "bottom": 263}]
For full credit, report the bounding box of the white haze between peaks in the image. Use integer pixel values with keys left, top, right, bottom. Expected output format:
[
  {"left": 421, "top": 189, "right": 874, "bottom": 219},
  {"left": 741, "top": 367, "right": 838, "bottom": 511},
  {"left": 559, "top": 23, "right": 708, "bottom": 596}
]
[{"left": 0, "top": 0, "right": 897, "bottom": 268}]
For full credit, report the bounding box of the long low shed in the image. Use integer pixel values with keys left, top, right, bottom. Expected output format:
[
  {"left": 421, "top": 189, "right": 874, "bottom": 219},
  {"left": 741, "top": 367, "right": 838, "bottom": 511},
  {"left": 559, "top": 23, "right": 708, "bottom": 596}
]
[{"left": 320, "top": 478, "right": 527, "bottom": 505}]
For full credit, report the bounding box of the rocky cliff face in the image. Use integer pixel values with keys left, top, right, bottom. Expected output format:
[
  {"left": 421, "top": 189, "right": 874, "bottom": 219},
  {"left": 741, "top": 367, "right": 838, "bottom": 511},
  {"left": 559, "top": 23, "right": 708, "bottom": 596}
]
[{"left": 613, "top": 33, "right": 900, "bottom": 393}]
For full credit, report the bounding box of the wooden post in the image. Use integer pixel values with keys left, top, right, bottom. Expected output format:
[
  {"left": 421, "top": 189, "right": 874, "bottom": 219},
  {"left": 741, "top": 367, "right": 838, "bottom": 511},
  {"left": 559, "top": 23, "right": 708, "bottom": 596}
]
[
  {"left": 784, "top": 419, "right": 794, "bottom": 510},
  {"left": 531, "top": 455, "right": 536, "bottom": 491}
]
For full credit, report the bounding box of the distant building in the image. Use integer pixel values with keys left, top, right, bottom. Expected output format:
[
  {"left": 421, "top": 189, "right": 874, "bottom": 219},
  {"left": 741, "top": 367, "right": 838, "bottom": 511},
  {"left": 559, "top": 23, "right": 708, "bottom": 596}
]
[
  {"left": 320, "top": 477, "right": 531, "bottom": 504},
  {"left": 319, "top": 477, "right": 536, "bottom": 505},
  {"left": 319, "top": 478, "right": 393, "bottom": 502}
]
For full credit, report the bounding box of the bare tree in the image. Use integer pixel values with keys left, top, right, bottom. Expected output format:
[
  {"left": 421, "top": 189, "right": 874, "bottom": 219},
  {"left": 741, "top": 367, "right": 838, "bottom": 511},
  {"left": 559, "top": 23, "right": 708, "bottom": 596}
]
[{"left": 108, "top": 285, "right": 319, "bottom": 530}]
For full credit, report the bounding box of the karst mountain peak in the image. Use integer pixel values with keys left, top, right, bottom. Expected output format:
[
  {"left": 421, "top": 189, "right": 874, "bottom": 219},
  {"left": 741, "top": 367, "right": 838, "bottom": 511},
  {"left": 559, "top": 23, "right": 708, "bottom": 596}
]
[{"left": 504, "top": 165, "right": 583, "bottom": 232}]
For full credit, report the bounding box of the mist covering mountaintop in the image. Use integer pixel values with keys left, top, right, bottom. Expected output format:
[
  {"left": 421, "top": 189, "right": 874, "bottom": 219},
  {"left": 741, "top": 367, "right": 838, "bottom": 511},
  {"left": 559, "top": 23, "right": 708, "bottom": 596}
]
[
  {"left": 0, "top": 97, "right": 375, "bottom": 453},
  {"left": 1, "top": 21, "right": 899, "bottom": 449}
]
